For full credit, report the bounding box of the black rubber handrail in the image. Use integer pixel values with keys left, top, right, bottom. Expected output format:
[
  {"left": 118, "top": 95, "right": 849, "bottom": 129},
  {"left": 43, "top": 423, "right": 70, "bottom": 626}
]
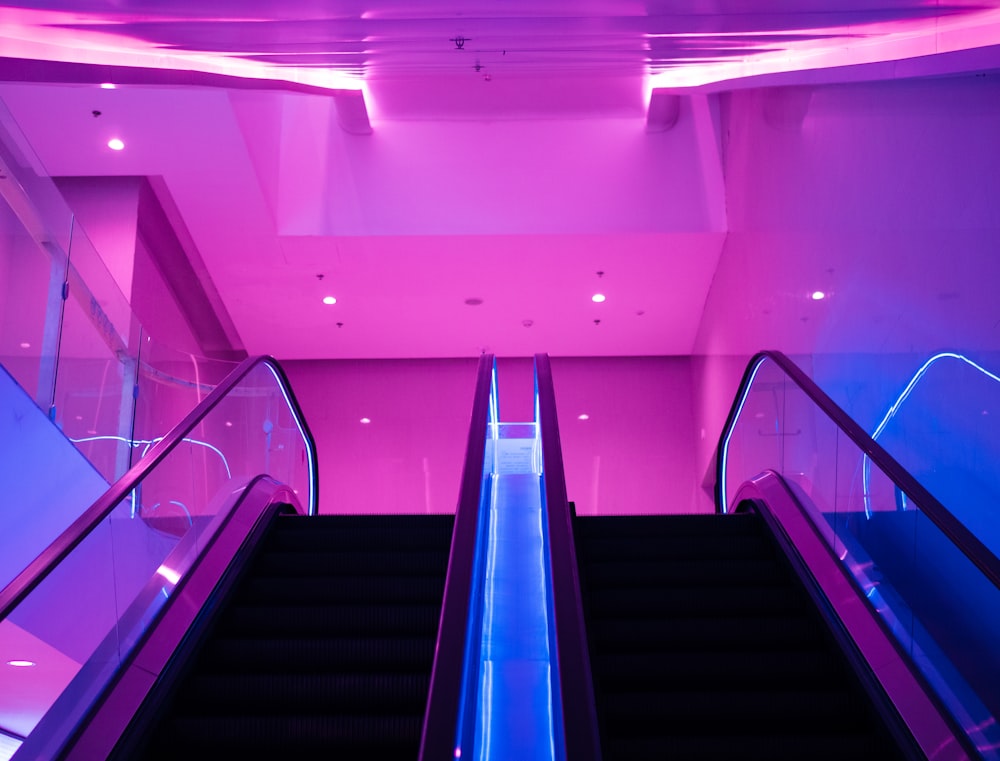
[
  {"left": 0, "top": 354, "right": 318, "bottom": 622},
  {"left": 419, "top": 352, "right": 495, "bottom": 761},
  {"left": 716, "top": 350, "right": 1000, "bottom": 591},
  {"left": 535, "top": 353, "right": 603, "bottom": 761}
]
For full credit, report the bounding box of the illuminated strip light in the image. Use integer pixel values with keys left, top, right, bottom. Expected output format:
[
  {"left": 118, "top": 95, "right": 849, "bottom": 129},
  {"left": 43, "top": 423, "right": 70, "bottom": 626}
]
[
  {"left": 0, "top": 8, "right": 364, "bottom": 92},
  {"left": 263, "top": 361, "right": 318, "bottom": 516},
  {"left": 717, "top": 356, "right": 768, "bottom": 514},
  {"left": 647, "top": 8, "right": 1000, "bottom": 90},
  {"left": 863, "top": 352, "right": 1000, "bottom": 517},
  {"left": 70, "top": 434, "right": 232, "bottom": 479}
]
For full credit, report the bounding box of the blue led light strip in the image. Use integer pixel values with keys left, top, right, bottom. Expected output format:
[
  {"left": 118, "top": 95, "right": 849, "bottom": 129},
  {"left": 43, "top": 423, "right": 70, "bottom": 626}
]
[{"left": 864, "top": 352, "right": 1000, "bottom": 517}]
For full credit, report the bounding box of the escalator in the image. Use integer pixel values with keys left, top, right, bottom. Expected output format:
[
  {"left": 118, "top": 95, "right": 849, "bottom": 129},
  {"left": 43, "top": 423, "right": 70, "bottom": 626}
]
[
  {"left": 573, "top": 511, "right": 907, "bottom": 760},
  {"left": 4, "top": 350, "right": 999, "bottom": 761},
  {"left": 0, "top": 352, "right": 495, "bottom": 761},
  {"left": 126, "top": 513, "right": 453, "bottom": 759}
]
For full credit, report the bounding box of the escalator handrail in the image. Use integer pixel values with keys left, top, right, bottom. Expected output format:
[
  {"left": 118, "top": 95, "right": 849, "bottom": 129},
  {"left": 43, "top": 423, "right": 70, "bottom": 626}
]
[
  {"left": 716, "top": 350, "right": 1000, "bottom": 592},
  {"left": 535, "top": 353, "right": 603, "bottom": 761},
  {"left": 419, "top": 352, "right": 495, "bottom": 761},
  {"left": 0, "top": 354, "right": 318, "bottom": 622},
  {"left": 733, "top": 470, "right": 968, "bottom": 760}
]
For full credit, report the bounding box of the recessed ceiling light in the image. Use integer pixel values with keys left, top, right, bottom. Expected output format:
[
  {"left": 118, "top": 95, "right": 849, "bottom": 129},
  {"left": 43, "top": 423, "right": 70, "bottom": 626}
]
[
  {"left": 360, "top": 417, "right": 371, "bottom": 424},
  {"left": 592, "top": 293, "right": 606, "bottom": 303},
  {"left": 810, "top": 290, "right": 826, "bottom": 301},
  {"left": 107, "top": 138, "right": 125, "bottom": 151},
  {"left": 100, "top": 82, "right": 116, "bottom": 90},
  {"left": 6, "top": 660, "right": 36, "bottom": 667},
  {"left": 578, "top": 413, "right": 590, "bottom": 420},
  {"left": 322, "top": 296, "right": 337, "bottom": 305},
  {"left": 19, "top": 341, "right": 30, "bottom": 349},
  {"left": 224, "top": 421, "right": 233, "bottom": 427}
]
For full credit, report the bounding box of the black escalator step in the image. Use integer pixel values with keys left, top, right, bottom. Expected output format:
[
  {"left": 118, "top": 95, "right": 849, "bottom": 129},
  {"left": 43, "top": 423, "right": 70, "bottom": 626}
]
[
  {"left": 593, "top": 649, "right": 844, "bottom": 690},
  {"left": 277, "top": 514, "right": 454, "bottom": 530},
  {"left": 265, "top": 516, "right": 453, "bottom": 553},
  {"left": 590, "top": 614, "right": 821, "bottom": 650},
  {"left": 174, "top": 672, "right": 430, "bottom": 714},
  {"left": 574, "top": 514, "right": 760, "bottom": 540},
  {"left": 578, "top": 534, "right": 773, "bottom": 564},
  {"left": 250, "top": 549, "right": 450, "bottom": 577},
  {"left": 604, "top": 732, "right": 892, "bottom": 761},
  {"left": 219, "top": 603, "right": 441, "bottom": 638},
  {"left": 152, "top": 714, "right": 422, "bottom": 757},
  {"left": 584, "top": 584, "right": 806, "bottom": 619},
  {"left": 198, "top": 636, "right": 437, "bottom": 673},
  {"left": 601, "top": 687, "right": 865, "bottom": 734},
  {"left": 580, "top": 557, "right": 789, "bottom": 589},
  {"left": 234, "top": 575, "right": 446, "bottom": 606}
]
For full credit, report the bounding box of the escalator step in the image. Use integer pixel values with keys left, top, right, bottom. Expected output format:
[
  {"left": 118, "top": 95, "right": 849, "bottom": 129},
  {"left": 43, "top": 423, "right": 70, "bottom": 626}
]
[
  {"left": 233, "top": 575, "right": 446, "bottom": 605},
  {"left": 265, "top": 516, "right": 453, "bottom": 553},
  {"left": 605, "top": 732, "right": 892, "bottom": 761},
  {"left": 601, "top": 687, "right": 864, "bottom": 733},
  {"left": 132, "top": 513, "right": 452, "bottom": 760},
  {"left": 218, "top": 603, "right": 441, "bottom": 638},
  {"left": 196, "top": 636, "right": 437, "bottom": 674},
  {"left": 588, "top": 614, "right": 822, "bottom": 650},
  {"left": 148, "top": 714, "right": 422, "bottom": 759},
  {"left": 580, "top": 557, "right": 789, "bottom": 588},
  {"left": 573, "top": 513, "right": 760, "bottom": 539},
  {"left": 573, "top": 513, "right": 905, "bottom": 760},
  {"left": 251, "top": 549, "right": 450, "bottom": 577},
  {"left": 593, "top": 649, "right": 844, "bottom": 690},
  {"left": 174, "top": 672, "right": 430, "bottom": 714},
  {"left": 584, "top": 583, "right": 807, "bottom": 619}
]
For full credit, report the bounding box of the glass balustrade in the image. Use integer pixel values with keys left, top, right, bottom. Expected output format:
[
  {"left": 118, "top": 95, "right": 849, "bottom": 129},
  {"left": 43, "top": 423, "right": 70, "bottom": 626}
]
[
  {"left": 0, "top": 358, "right": 315, "bottom": 761},
  {"left": 720, "top": 353, "right": 1000, "bottom": 759}
]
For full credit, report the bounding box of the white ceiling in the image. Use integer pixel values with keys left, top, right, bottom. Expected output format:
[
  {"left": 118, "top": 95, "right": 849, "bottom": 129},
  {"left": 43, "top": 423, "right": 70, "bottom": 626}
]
[{"left": 1, "top": 1, "right": 999, "bottom": 360}]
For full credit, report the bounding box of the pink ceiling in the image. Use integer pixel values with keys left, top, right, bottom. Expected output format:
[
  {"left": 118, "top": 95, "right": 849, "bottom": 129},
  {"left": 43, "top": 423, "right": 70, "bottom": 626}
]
[{"left": 1, "top": 1, "right": 1000, "bottom": 360}]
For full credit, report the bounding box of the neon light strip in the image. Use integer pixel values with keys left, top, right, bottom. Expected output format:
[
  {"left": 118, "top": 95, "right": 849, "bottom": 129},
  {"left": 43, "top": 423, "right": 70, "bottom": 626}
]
[
  {"left": 717, "top": 356, "right": 768, "bottom": 514},
  {"left": 0, "top": 8, "right": 364, "bottom": 91},
  {"left": 863, "top": 352, "right": 1000, "bottom": 517},
  {"left": 263, "top": 361, "right": 318, "bottom": 516},
  {"left": 70, "top": 434, "right": 232, "bottom": 479},
  {"left": 648, "top": 8, "right": 1000, "bottom": 90}
]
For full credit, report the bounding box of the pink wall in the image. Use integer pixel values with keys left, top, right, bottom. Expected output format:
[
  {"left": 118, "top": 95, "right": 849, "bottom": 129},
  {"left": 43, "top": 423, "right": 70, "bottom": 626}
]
[
  {"left": 549, "top": 356, "right": 704, "bottom": 515},
  {"left": 283, "top": 358, "right": 478, "bottom": 515},
  {"left": 268, "top": 97, "right": 714, "bottom": 238},
  {"left": 283, "top": 355, "right": 705, "bottom": 516}
]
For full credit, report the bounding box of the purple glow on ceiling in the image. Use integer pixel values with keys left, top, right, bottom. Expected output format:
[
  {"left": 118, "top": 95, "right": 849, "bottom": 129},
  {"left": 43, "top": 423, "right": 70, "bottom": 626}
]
[{"left": 1, "top": 2, "right": 1000, "bottom": 92}]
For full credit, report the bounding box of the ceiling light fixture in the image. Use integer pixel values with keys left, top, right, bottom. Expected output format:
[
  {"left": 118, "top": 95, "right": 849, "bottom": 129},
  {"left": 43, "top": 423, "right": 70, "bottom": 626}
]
[
  {"left": 592, "top": 294, "right": 606, "bottom": 303},
  {"left": 6, "top": 660, "right": 36, "bottom": 667},
  {"left": 19, "top": 342, "right": 30, "bottom": 349},
  {"left": 810, "top": 290, "right": 826, "bottom": 301},
  {"left": 107, "top": 138, "right": 125, "bottom": 151},
  {"left": 100, "top": 82, "right": 116, "bottom": 90},
  {"left": 578, "top": 413, "right": 590, "bottom": 420},
  {"left": 360, "top": 417, "right": 371, "bottom": 424},
  {"left": 322, "top": 296, "right": 337, "bottom": 305}
]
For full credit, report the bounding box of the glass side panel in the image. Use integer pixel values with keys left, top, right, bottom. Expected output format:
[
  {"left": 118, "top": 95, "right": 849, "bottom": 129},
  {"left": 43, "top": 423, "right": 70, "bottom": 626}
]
[
  {"left": 132, "top": 331, "right": 238, "bottom": 469},
  {"left": 0, "top": 360, "right": 314, "bottom": 760},
  {"left": 52, "top": 226, "right": 140, "bottom": 482},
  {"left": 869, "top": 353, "right": 1000, "bottom": 557},
  {"left": 721, "top": 354, "right": 1000, "bottom": 758},
  {"left": 0, "top": 184, "right": 69, "bottom": 411}
]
